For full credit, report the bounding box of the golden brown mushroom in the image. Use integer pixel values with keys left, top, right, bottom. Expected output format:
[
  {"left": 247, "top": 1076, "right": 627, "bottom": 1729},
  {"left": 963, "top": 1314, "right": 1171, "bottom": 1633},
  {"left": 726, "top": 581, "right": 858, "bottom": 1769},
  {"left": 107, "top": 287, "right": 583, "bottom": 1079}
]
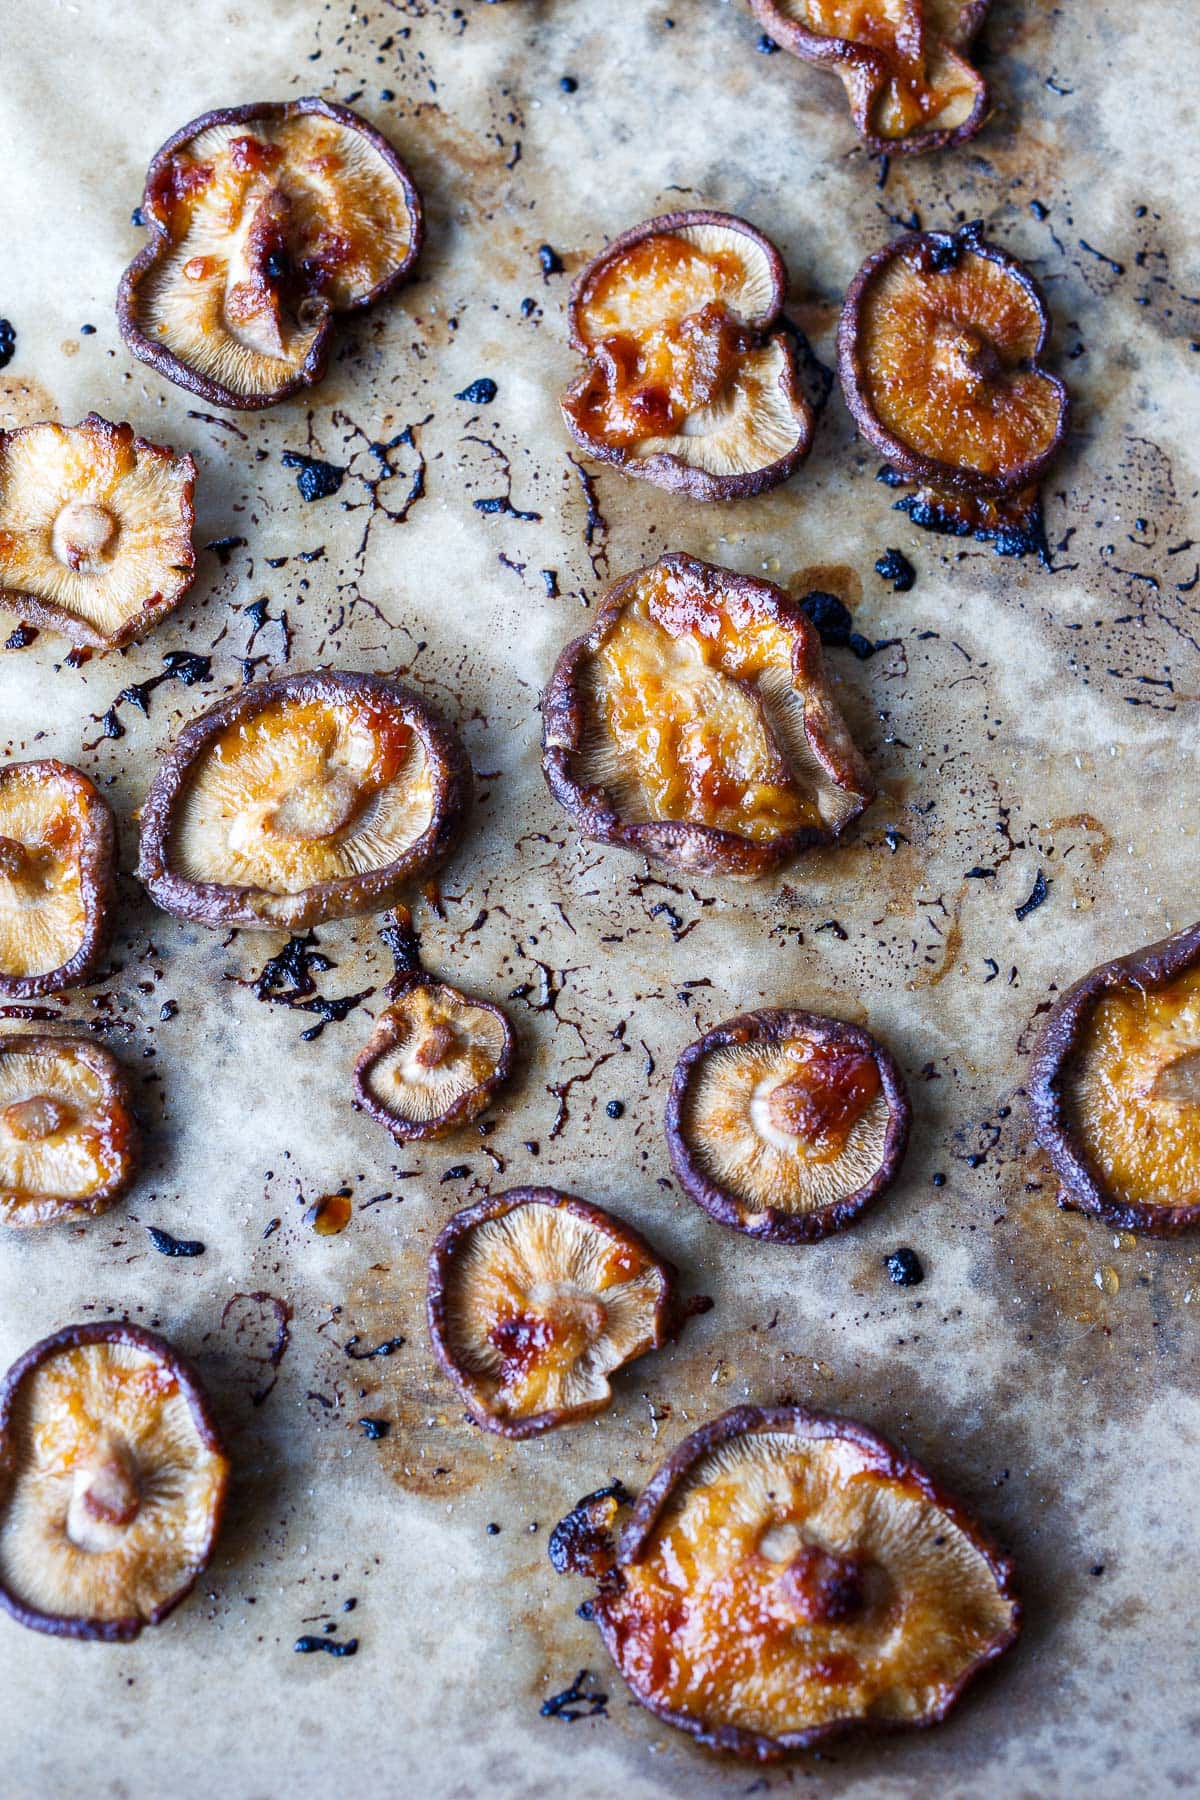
[
  {"left": 542, "top": 553, "right": 874, "bottom": 877},
  {"left": 137, "top": 670, "right": 472, "bottom": 930},
  {"left": 554, "top": 1404, "right": 1020, "bottom": 1757},
  {"left": 0, "top": 1322, "right": 228, "bottom": 1640},
  {"left": 562, "top": 212, "right": 813, "bottom": 499},
  {"left": 0, "top": 1036, "right": 138, "bottom": 1229},
  {"left": 427, "top": 1188, "right": 693, "bottom": 1437},
  {"left": 838, "top": 224, "right": 1068, "bottom": 555},
  {"left": 666, "top": 1008, "right": 910, "bottom": 1241},
  {"left": 748, "top": 1, "right": 991, "bottom": 155},
  {"left": 0, "top": 761, "right": 116, "bottom": 999},
  {"left": 118, "top": 98, "right": 422, "bottom": 408},
  {"left": 1028, "top": 922, "right": 1200, "bottom": 1235},
  {"left": 0, "top": 416, "right": 195, "bottom": 649}
]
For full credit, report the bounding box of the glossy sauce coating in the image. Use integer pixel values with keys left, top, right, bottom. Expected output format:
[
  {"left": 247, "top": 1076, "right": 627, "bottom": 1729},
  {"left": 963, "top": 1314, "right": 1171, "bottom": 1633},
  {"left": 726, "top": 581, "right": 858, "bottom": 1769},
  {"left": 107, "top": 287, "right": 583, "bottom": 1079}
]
[{"left": 765, "top": 1039, "right": 882, "bottom": 1162}]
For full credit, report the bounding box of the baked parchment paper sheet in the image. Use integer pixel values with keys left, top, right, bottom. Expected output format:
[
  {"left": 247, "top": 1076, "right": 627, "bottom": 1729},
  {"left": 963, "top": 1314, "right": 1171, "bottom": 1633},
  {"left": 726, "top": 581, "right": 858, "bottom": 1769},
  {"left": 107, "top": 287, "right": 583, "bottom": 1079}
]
[{"left": 0, "top": 1, "right": 1197, "bottom": 1795}]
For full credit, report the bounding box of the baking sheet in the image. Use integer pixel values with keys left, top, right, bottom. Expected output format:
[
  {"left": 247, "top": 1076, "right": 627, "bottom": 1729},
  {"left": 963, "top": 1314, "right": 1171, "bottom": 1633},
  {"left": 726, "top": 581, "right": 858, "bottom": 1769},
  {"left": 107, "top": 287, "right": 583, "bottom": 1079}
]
[{"left": 0, "top": 1, "right": 1198, "bottom": 1794}]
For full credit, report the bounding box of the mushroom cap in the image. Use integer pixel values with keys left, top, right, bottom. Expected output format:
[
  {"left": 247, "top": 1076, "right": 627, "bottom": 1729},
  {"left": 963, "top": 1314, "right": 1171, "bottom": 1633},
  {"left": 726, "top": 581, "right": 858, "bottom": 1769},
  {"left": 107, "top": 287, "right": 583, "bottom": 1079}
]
[
  {"left": 0, "top": 1036, "right": 138, "bottom": 1229},
  {"left": 427, "top": 1188, "right": 681, "bottom": 1438},
  {"left": 136, "top": 670, "right": 472, "bottom": 930},
  {"left": 541, "top": 553, "right": 874, "bottom": 878},
  {"left": 749, "top": 0, "right": 991, "bottom": 155},
  {"left": 0, "top": 761, "right": 116, "bottom": 999},
  {"left": 582, "top": 1404, "right": 1019, "bottom": 1758},
  {"left": 0, "top": 1322, "right": 228, "bottom": 1640},
  {"left": 666, "top": 1009, "right": 910, "bottom": 1241},
  {"left": 1028, "top": 922, "right": 1200, "bottom": 1235},
  {"left": 0, "top": 415, "right": 195, "bottom": 650},
  {"left": 838, "top": 225, "right": 1068, "bottom": 500},
  {"left": 562, "top": 212, "right": 813, "bottom": 500},
  {"left": 353, "top": 974, "right": 515, "bottom": 1142},
  {"left": 118, "top": 98, "right": 423, "bottom": 409}
]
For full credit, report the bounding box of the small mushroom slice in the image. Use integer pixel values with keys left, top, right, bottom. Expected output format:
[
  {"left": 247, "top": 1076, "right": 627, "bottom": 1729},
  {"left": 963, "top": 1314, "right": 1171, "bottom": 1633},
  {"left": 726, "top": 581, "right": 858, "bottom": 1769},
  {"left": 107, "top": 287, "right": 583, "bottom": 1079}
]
[
  {"left": 0, "top": 761, "right": 116, "bottom": 999},
  {"left": 838, "top": 224, "right": 1068, "bottom": 553},
  {"left": 118, "top": 98, "right": 422, "bottom": 408},
  {"left": 556, "top": 1404, "right": 1019, "bottom": 1758},
  {"left": 137, "top": 671, "right": 472, "bottom": 929},
  {"left": 428, "top": 1189, "right": 687, "bottom": 1437},
  {"left": 562, "top": 212, "right": 813, "bottom": 499},
  {"left": 542, "top": 554, "right": 874, "bottom": 878},
  {"left": 1029, "top": 923, "right": 1200, "bottom": 1235},
  {"left": 0, "top": 1323, "right": 228, "bottom": 1640},
  {"left": 353, "top": 908, "right": 514, "bottom": 1141},
  {"left": 0, "top": 416, "right": 195, "bottom": 649},
  {"left": 666, "top": 1009, "right": 909, "bottom": 1241},
  {"left": 749, "top": 0, "right": 991, "bottom": 155},
  {"left": 0, "top": 1036, "right": 138, "bottom": 1229}
]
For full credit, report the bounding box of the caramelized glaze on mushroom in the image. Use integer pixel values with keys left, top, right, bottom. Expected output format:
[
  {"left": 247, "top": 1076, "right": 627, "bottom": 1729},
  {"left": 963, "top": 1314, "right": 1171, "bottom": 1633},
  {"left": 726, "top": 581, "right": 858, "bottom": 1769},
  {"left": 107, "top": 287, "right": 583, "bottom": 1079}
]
[
  {"left": 118, "top": 99, "right": 422, "bottom": 408},
  {"left": 666, "top": 1009, "right": 910, "bottom": 1240},
  {"left": 542, "top": 554, "right": 874, "bottom": 877},
  {"left": 0, "top": 416, "right": 195, "bottom": 649},
  {"left": 555, "top": 1404, "right": 1019, "bottom": 1757},
  {"left": 1029, "top": 923, "right": 1200, "bottom": 1234},
  {"left": 562, "top": 213, "right": 813, "bottom": 498},
  {"left": 137, "top": 671, "right": 472, "bottom": 929},
  {"left": 0, "top": 1037, "right": 138, "bottom": 1229},
  {"left": 0, "top": 762, "right": 116, "bottom": 999},
  {"left": 0, "top": 1323, "right": 228, "bottom": 1639}
]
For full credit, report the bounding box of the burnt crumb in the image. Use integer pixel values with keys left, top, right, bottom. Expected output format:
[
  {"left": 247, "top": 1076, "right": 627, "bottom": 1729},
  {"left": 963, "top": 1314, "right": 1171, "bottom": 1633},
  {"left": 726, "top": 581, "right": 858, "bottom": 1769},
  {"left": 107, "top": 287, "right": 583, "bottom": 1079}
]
[
  {"left": 884, "top": 826, "right": 909, "bottom": 853},
  {"left": 474, "top": 494, "right": 541, "bottom": 522},
  {"left": 895, "top": 487, "right": 1050, "bottom": 564},
  {"left": 131, "top": 206, "right": 145, "bottom": 227},
  {"left": 541, "top": 569, "right": 560, "bottom": 598},
  {"left": 229, "top": 933, "right": 374, "bottom": 1042},
  {"left": 548, "top": 1480, "right": 631, "bottom": 1577},
  {"left": 932, "top": 1172, "right": 947, "bottom": 1188},
  {"left": 886, "top": 1247, "right": 924, "bottom": 1286},
  {"left": 486, "top": 1522, "right": 501, "bottom": 1535},
  {"left": 146, "top": 1226, "right": 205, "bottom": 1258},
  {"left": 0, "top": 319, "right": 15, "bottom": 371},
  {"left": 927, "top": 234, "right": 965, "bottom": 274},
  {"left": 159, "top": 1000, "right": 178, "bottom": 1021},
  {"left": 757, "top": 32, "right": 779, "bottom": 52},
  {"left": 964, "top": 866, "right": 996, "bottom": 879},
  {"left": 358, "top": 1418, "right": 390, "bottom": 1440},
  {"left": 294, "top": 1636, "right": 358, "bottom": 1658},
  {"left": 1015, "top": 868, "right": 1050, "bottom": 921},
  {"left": 605, "top": 1100, "right": 625, "bottom": 1119},
  {"left": 440, "top": 1164, "right": 471, "bottom": 1182},
  {"left": 343, "top": 1334, "right": 405, "bottom": 1360},
  {"left": 559, "top": 74, "right": 578, "bottom": 92},
  {"left": 4, "top": 623, "right": 37, "bottom": 650},
  {"left": 1090, "top": 1563, "right": 1106, "bottom": 1577},
  {"left": 541, "top": 1670, "right": 607, "bottom": 1722},
  {"left": 815, "top": 919, "right": 848, "bottom": 940},
  {"left": 455, "top": 377, "right": 498, "bottom": 405},
  {"left": 281, "top": 450, "right": 346, "bottom": 502},
  {"left": 205, "top": 535, "right": 247, "bottom": 565},
  {"left": 114, "top": 650, "right": 213, "bottom": 721},
  {"left": 797, "top": 590, "right": 853, "bottom": 647},
  {"left": 343, "top": 1598, "right": 358, "bottom": 1612},
  {"left": 538, "top": 244, "right": 564, "bottom": 278},
  {"left": 875, "top": 548, "right": 916, "bottom": 591}
]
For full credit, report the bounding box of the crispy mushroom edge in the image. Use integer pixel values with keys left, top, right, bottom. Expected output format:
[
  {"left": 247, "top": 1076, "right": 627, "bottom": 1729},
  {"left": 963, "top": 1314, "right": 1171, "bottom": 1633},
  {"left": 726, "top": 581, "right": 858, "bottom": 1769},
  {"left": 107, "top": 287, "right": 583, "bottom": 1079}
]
[
  {"left": 135, "top": 669, "right": 474, "bottom": 929},
  {"left": 0, "top": 1321, "right": 228, "bottom": 1642},
  {"left": 0, "top": 1033, "right": 140, "bottom": 1223},
  {"left": 0, "top": 762, "right": 118, "bottom": 1001},
  {"left": 562, "top": 210, "right": 814, "bottom": 501},
  {"left": 836, "top": 224, "right": 1069, "bottom": 500},
  {"left": 426, "top": 1187, "right": 684, "bottom": 1441},
  {"left": 117, "top": 97, "right": 424, "bottom": 411},
  {"left": 664, "top": 1009, "right": 911, "bottom": 1242},
  {"left": 351, "top": 972, "right": 516, "bottom": 1143},
  {"left": 592, "top": 1402, "right": 1021, "bottom": 1760},
  {"left": 1027, "top": 921, "right": 1200, "bottom": 1237},
  {"left": 541, "top": 555, "right": 875, "bottom": 879}
]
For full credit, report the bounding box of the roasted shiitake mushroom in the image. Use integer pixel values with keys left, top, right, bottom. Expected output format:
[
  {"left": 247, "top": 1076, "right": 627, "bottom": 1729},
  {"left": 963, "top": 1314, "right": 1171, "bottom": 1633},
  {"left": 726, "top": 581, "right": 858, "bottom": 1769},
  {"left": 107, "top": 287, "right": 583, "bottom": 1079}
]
[
  {"left": 562, "top": 212, "right": 813, "bottom": 499},
  {"left": 137, "top": 670, "right": 472, "bottom": 930},
  {"left": 118, "top": 98, "right": 423, "bottom": 408},
  {"left": 0, "top": 1323, "right": 228, "bottom": 1639},
  {"left": 542, "top": 554, "right": 874, "bottom": 878},
  {"left": 555, "top": 1404, "right": 1019, "bottom": 1758},
  {"left": 748, "top": 0, "right": 991, "bottom": 155},
  {"left": 353, "top": 907, "right": 514, "bottom": 1141},
  {"left": 839, "top": 223, "right": 1068, "bottom": 554},
  {"left": 0, "top": 1036, "right": 138, "bottom": 1230},
  {"left": 666, "top": 1009, "right": 909, "bottom": 1242},
  {"left": 428, "top": 1188, "right": 692, "bottom": 1437},
  {"left": 0, "top": 415, "right": 195, "bottom": 649},
  {"left": 1029, "top": 923, "right": 1200, "bottom": 1235},
  {"left": 0, "top": 761, "right": 116, "bottom": 999}
]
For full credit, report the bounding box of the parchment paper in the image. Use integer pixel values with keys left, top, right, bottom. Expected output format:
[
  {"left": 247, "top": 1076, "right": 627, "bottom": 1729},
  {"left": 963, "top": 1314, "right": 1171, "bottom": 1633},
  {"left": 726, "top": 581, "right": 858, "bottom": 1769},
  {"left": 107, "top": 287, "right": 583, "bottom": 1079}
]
[{"left": 0, "top": 2, "right": 1197, "bottom": 1795}]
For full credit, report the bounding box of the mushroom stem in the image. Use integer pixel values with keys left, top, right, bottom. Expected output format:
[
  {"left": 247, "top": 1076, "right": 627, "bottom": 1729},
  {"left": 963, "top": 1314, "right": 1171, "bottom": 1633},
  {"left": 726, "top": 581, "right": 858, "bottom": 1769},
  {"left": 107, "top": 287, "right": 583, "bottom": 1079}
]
[
  {"left": 932, "top": 322, "right": 1003, "bottom": 392},
  {"left": 51, "top": 500, "right": 118, "bottom": 572},
  {"left": 1148, "top": 1047, "right": 1200, "bottom": 1106},
  {"left": 779, "top": 1544, "right": 869, "bottom": 1624},
  {"left": 1, "top": 1094, "right": 74, "bottom": 1142},
  {"left": 66, "top": 1435, "right": 142, "bottom": 1550}
]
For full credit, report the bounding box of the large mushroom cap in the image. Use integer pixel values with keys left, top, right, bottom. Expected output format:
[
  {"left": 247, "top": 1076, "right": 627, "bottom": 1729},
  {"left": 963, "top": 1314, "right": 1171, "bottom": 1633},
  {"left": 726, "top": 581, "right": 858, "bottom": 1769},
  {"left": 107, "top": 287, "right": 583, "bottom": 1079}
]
[
  {"left": 542, "top": 554, "right": 874, "bottom": 878},
  {"left": 838, "top": 225, "right": 1068, "bottom": 502},
  {"left": 137, "top": 670, "right": 472, "bottom": 930},
  {"left": 0, "top": 1036, "right": 138, "bottom": 1229},
  {"left": 427, "top": 1189, "right": 681, "bottom": 1437},
  {"left": 0, "top": 1323, "right": 228, "bottom": 1640},
  {"left": 0, "top": 416, "right": 195, "bottom": 650},
  {"left": 562, "top": 212, "right": 812, "bottom": 500},
  {"left": 572, "top": 1405, "right": 1019, "bottom": 1758},
  {"left": 1029, "top": 922, "right": 1200, "bottom": 1235},
  {"left": 118, "top": 98, "right": 423, "bottom": 408},
  {"left": 354, "top": 979, "right": 514, "bottom": 1142},
  {"left": 749, "top": 1, "right": 991, "bottom": 154},
  {"left": 666, "top": 1009, "right": 910, "bottom": 1241},
  {"left": 0, "top": 761, "right": 116, "bottom": 999}
]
